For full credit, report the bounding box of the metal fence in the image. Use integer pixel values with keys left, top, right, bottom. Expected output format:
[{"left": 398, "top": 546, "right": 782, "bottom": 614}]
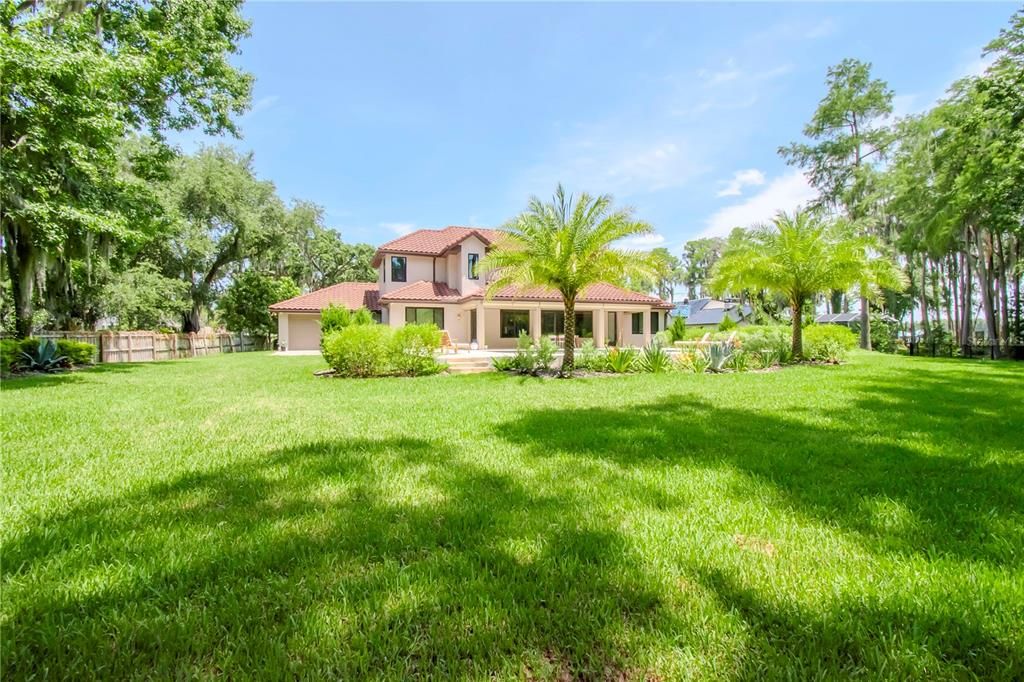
[
  {"left": 11, "top": 331, "right": 266, "bottom": 364},
  {"left": 907, "top": 341, "right": 1024, "bottom": 361}
]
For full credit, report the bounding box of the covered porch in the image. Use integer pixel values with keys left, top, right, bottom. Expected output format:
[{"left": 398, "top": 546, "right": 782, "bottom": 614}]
[{"left": 386, "top": 300, "right": 669, "bottom": 350}]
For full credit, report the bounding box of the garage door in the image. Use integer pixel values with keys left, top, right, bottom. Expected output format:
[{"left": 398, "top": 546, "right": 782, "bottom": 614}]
[{"left": 289, "top": 315, "right": 322, "bottom": 350}]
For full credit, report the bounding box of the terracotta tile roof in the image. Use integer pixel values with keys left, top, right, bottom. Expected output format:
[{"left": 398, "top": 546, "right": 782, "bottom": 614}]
[
  {"left": 269, "top": 282, "right": 380, "bottom": 313},
  {"left": 372, "top": 226, "right": 505, "bottom": 266},
  {"left": 379, "top": 281, "right": 463, "bottom": 303},
  {"left": 465, "top": 282, "right": 673, "bottom": 308}
]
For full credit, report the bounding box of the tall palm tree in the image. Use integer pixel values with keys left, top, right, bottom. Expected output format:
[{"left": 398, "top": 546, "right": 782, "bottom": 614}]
[
  {"left": 709, "top": 209, "right": 867, "bottom": 358},
  {"left": 479, "top": 185, "right": 655, "bottom": 374}
]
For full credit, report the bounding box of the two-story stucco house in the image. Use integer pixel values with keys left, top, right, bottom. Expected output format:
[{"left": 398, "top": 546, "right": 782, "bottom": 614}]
[{"left": 269, "top": 226, "right": 673, "bottom": 351}]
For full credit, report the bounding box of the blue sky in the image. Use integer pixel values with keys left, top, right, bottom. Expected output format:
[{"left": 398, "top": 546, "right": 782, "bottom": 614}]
[{"left": 178, "top": 1, "right": 1016, "bottom": 252}]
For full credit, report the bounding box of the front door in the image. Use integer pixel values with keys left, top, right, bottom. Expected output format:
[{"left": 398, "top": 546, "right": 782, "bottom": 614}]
[{"left": 469, "top": 309, "right": 478, "bottom": 343}]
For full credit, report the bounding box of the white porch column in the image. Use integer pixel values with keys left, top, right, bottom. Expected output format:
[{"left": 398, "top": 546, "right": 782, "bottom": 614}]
[
  {"left": 277, "top": 313, "right": 289, "bottom": 350},
  {"left": 595, "top": 309, "right": 607, "bottom": 348},
  {"left": 529, "top": 307, "right": 542, "bottom": 342},
  {"left": 475, "top": 303, "right": 486, "bottom": 349},
  {"left": 643, "top": 310, "right": 652, "bottom": 347},
  {"left": 389, "top": 304, "right": 405, "bottom": 329},
  {"left": 617, "top": 311, "right": 627, "bottom": 347}
]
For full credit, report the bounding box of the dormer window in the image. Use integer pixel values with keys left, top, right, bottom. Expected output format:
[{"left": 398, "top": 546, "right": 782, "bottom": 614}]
[
  {"left": 467, "top": 253, "right": 479, "bottom": 280},
  {"left": 391, "top": 256, "right": 407, "bottom": 282}
]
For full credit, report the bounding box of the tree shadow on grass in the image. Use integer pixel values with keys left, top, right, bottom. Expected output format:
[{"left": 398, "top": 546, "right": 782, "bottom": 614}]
[
  {"left": 1, "top": 437, "right": 682, "bottom": 679},
  {"left": 0, "top": 362, "right": 168, "bottom": 391},
  {"left": 695, "top": 566, "right": 1021, "bottom": 680},
  {"left": 490, "top": 370, "right": 1024, "bottom": 677},
  {"left": 495, "top": 384, "right": 1023, "bottom": 567}
]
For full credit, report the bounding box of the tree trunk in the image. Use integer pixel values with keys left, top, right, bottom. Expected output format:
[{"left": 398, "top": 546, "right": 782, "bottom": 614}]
[
  {"left": 973, "top": 228, "right": 998, "bottom": 352},
  {"left": 791, "top": 298, "right": 803, "bottom": 360},
  {"left": 561, "top": 296, "right": 576, "bottom": 374},
  {"left": 920, "top": 257, "right": 929, "bottom": 342},
  {"left": 996, "top": 231, "right": 1010, "bottom": 350},
  {"left": 4, "top": 221, "right": 37, "bottom": 339},
  {"left": 183, "top": 304, "right": 202, "bottom": 333},
  {"left": 859, "top": 294, "right": 871, "bottom": 350},
  {"left": 960, "top": 248, "right": 973, "bottom": 346}
]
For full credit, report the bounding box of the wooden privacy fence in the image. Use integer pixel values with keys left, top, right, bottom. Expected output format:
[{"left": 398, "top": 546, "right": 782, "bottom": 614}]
[{"left": 31, "top": 331, "right": 266, "bottom": 364}]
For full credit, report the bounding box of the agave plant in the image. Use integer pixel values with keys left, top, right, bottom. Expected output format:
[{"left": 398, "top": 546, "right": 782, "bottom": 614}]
[
  {"left": 606, "top": 347, "right": 638, "bottom": 373},
  {"left": 706, "top": 341, "right": 733, "bottom": 373},
  {"left": 19, "top": 339, "right": 68, "bottom": 372},
  {"left": 638, "top": 342, "right": 672, "bottom": 373}
]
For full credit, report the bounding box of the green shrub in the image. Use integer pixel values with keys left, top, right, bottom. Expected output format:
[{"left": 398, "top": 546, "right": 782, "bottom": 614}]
[
  {"left": 717, "top": 315, "right": 737, "bottom": 332},
  {"left": 322, "top": 324, "right": 394, "bottom": 377},
  {"left": 536, "top": 336, "right": 556, "bottom": 370},
  {"left": 507, "top": 332, "right": 558, "bottom": 375},
  {"left": 57, "top": 340, "right": 96, "bottom": 366},
  {"left": 804, "top": 324, "right": 857, "bottom": 363},
  {"left": 491, "top": 356, "right": 516, "bottom": 372},
  {"left": 574, "top": 340, "right": 610, "bottom": 372},
  {"left": 1, "top": 339, "right": 20, "bottom": 374},
  {"left": 733, "top": 326, "right": 792, "bottom": 363},
  {"left": 667, "top": 315, "right": 687, "bottom": 343},
  {"left": 390, "top": 324, "right": 443, "bottom": 376},
  {"left": 351, "top": 307, "right": 375, "bottom": 326}
]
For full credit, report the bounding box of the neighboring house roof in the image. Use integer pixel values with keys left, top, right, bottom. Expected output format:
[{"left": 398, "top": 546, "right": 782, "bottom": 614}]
[
  {"left": 686, "top": 298, "right": 752, "bottom": 325},
  {"left": 372, "top": 226, "right": 505, "bottom": 266},
  {"left": 379, "top": 281, "right": 463, "bottom": 303},
  {"left": 815, "top": 312, "right": 861, "bottom": 324},
  {"left": 268, "top": 282, "right": 381, "bottom": 313}
]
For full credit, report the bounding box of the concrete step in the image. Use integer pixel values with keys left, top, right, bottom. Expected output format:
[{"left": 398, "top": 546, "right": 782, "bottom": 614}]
[{"left": 446, "top": 365, "right": 493, "bottom": 374}]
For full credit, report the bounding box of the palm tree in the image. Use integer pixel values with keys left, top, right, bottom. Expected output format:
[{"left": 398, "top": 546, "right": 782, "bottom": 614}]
[
  {"left": 852, "top": 246, "right": 911, "bottom": 349},
  {"left": 709, "top": 209, "right": 867, "bottom": 358},
  {"left": 479, "top": 185, "right": 655, "bottom": 374}
]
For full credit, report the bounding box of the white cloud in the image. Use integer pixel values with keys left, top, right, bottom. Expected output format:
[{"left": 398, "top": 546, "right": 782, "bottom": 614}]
[
  {"left": 804, "top": 19, "right": 837, "bottom": 40},
  {"left": 381, "top": 222, "right": 416, "bottom": 236},
  {"left": 617, "top": 233, "right": 666, "bottom": 250},
  {"left": 954, "top": 51, "right": 996, "bottom": 81},
  {"left": 699, "top": 58, "right": 742, "bottom": 86},
  {"left": 755, "top": 64, "right": 795, "bottom": 80},
  {"left": 701, "top": 171, "right": 818, "bottom": 238},
  {"left": 716, "top": 168, "right": 766, "bottom": 197},
  {"left": 250, "top": 95, "right": 280, "bottom": 115},
  {"left": 520, "top": 128, "right": 709, "bottom": 198}
]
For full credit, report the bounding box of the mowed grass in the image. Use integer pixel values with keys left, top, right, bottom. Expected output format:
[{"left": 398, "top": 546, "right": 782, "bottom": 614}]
[{"left": 2, "top": 352, "right": 1022, "bottom": 680}]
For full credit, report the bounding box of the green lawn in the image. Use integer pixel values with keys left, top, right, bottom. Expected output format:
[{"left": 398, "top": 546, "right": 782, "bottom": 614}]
[{"left": 2, "top": 352, "right": 1022, "bottom": 679}]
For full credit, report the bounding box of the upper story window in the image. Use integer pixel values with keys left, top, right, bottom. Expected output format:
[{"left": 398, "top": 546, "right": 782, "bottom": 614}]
[
  {"left": 467, "top": 253, "right": 479, "bottom": 280},
  {"left": 390, "top": 256, "right": 407, "bottom": 282}
]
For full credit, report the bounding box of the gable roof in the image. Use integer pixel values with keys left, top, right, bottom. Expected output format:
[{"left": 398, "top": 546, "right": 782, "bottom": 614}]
[
  {"left": 372, "top": 226, "right": 505, "bottom": 266},
  {"left": 268, "top": 282, "right": 380, "bottom": 313}
]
